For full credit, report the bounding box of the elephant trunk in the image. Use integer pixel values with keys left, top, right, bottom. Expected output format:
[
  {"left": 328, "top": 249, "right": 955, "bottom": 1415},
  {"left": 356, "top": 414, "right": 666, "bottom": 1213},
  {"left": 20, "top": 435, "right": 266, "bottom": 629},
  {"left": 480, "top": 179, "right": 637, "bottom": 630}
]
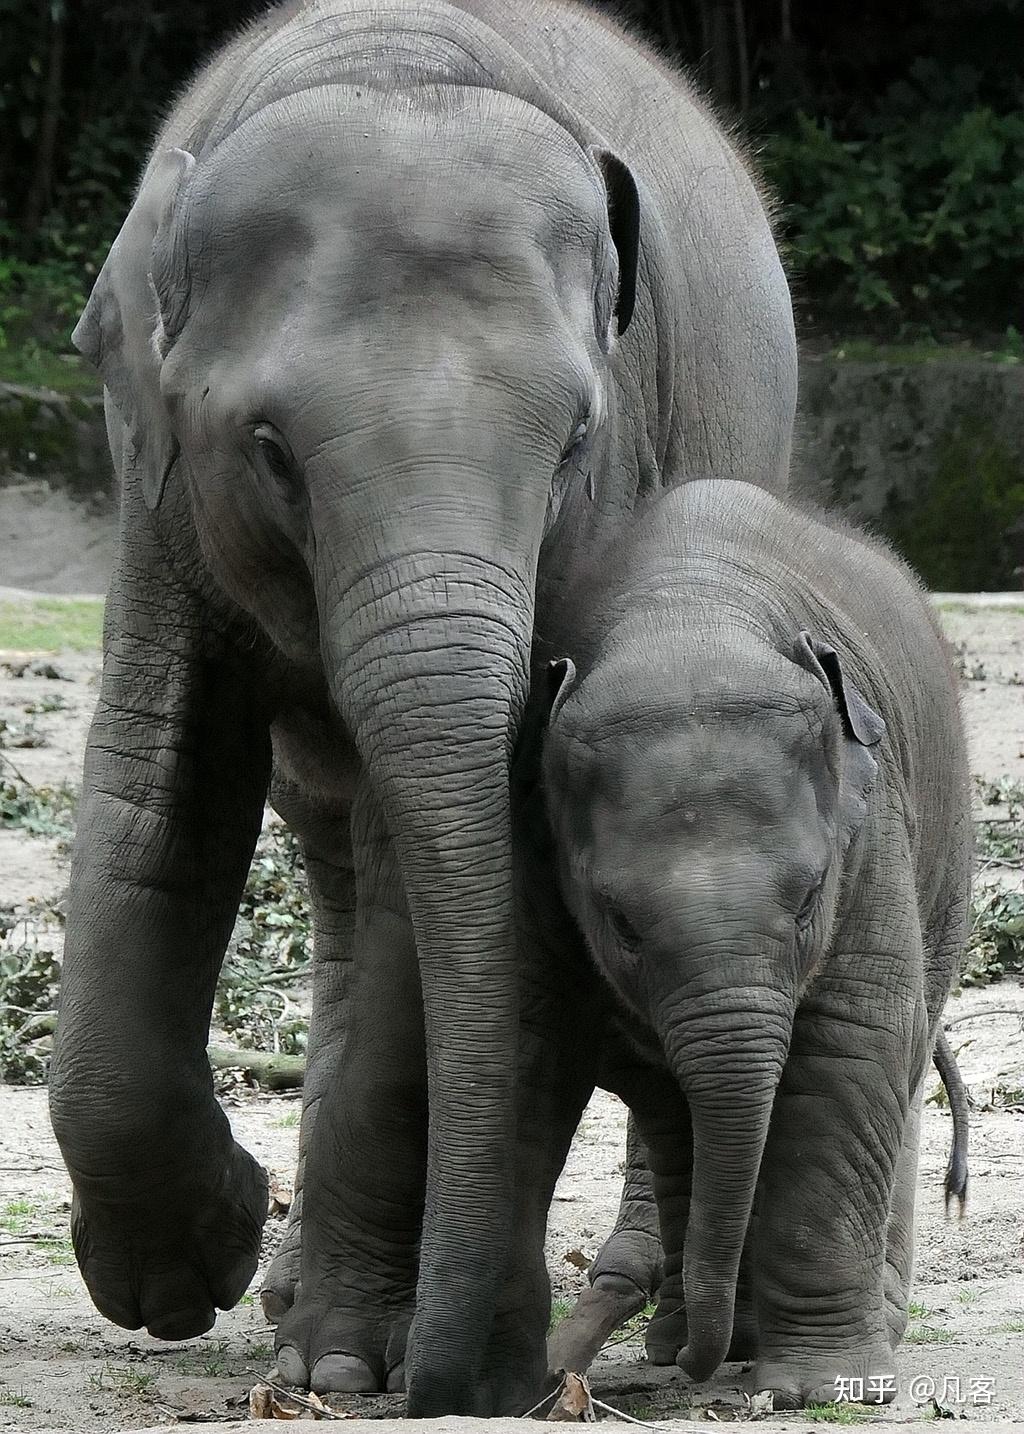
[
  {"left": 322, "top": 547, "right": 534, "bottom": 1412},
  {"left": 657, "top": 984, "right": 794, "bottom": 1381}
]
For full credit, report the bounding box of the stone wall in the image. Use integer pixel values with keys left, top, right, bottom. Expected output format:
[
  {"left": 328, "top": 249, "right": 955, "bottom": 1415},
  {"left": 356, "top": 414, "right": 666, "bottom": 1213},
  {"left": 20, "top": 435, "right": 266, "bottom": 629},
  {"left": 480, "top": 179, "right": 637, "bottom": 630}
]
[
  {"left": 793, "top": 358, "right": 1024, "bottom": 590},
  {"left": 2, "top": 359, "right": 1023, "bottom": 590},
  {"left": 0, "top": 383, "right": 109, "bottom": 505}
]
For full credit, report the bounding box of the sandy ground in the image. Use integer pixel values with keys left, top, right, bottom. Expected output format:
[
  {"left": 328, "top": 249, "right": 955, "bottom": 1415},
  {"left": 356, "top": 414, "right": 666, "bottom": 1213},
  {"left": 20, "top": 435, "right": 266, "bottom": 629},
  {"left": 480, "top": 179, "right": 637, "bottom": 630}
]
[{"left": 1, "top": 604, "right": 1022, "bottom": 1432}]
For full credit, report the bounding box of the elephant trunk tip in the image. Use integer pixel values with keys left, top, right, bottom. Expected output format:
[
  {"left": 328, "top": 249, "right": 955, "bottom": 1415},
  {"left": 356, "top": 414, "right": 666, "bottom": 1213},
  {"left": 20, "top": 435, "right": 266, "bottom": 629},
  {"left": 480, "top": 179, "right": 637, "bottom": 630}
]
[{"left": 676, "top": 1317, "right": 733, "bottom": 1383}]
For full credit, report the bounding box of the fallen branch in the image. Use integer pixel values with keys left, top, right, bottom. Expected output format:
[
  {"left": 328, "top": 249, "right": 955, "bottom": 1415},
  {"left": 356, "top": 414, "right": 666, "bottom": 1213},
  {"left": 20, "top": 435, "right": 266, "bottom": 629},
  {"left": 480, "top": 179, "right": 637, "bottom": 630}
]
[
  {"left": 944, "top": 1006, "right": 1024, "bottom": 1028},
  {"left": 207, "top": 1045, "right": 305, "bottom": 1090}
]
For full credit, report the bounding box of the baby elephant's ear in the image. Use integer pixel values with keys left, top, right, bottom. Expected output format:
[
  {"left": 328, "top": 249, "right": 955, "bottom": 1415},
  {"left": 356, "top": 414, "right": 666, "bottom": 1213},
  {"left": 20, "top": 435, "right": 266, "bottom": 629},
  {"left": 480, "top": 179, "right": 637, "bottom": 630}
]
[
  {"left": 547, "top": 657, "right": 578, "bottom": 728},
  {"left": 795, "top": 632, "right": 885, "bottom": 748}
]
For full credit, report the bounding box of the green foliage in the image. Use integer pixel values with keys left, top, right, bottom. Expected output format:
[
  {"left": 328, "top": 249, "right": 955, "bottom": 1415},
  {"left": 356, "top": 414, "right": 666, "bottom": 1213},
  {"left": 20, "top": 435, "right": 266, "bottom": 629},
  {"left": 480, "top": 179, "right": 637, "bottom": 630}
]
[
  {"left": 0, "top": 776, "right": 78, "bottom": 836},
  {"left": 214, "top": 823, "right": 311, "bottom": 1056},
  {"left": 960, "top": 776, "right": 1024, "bottom": 987},
  {"left": 0, "top": 931, "right": 61, "bottom": 1083},
  {"left": 762, "top": 78, "right": 1024, "bottom": 333}
]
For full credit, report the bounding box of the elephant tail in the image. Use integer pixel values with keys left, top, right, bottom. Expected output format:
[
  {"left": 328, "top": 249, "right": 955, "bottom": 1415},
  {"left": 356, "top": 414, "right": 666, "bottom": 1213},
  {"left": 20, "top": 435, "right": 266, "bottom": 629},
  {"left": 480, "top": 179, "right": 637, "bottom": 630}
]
[{"left": 934, "top": 1029, "right": 969, "bottom": 1215}]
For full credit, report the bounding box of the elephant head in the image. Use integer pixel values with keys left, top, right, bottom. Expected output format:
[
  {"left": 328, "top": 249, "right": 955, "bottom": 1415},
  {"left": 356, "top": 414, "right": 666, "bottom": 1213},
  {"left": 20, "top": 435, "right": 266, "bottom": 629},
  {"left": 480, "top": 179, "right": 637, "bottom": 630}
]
[
  {"left": 73, "top": 85, "right": 641, "bottom": 1401},
  {"left": 542, "top": 627, "right": 885, "bottom": 1381}
]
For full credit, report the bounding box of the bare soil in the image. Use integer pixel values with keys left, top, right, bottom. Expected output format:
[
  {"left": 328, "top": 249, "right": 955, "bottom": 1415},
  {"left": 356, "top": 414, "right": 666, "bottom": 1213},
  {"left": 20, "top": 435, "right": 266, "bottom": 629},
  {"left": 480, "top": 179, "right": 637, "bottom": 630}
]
[{"left": 1, "top": 605, "right": 1022, "bottom": 1432}]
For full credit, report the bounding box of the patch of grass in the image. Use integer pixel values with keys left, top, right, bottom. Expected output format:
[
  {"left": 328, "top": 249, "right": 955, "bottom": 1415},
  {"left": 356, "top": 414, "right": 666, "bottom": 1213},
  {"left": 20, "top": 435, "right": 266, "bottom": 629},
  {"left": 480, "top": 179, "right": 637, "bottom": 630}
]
[
  {"left": 904, "top": 1324, "right": 956, "bottom": 1345},
  {"left": 87, "top": 1364, "right": 156, "bottom": 1397},
  {"left": 549, "top": 1297, "right": 574, "bottom": 1331},
  {"left": 0, "top": 597, "right": 104, "bottom": 653},
  {"left": 0, "top": 1197, "right": 41, "bottom": 1232},
  {"left": 954, "top": 1286, "right": 980, "bottom": 1306},
  {"left": 804, "top": 1403, "right": 875, "bottom": 1424},
  {"left": 275, "top": 1109, "right": 301, "bottom": 1128},
  {"left": 0, "top": 1384, "right": 32, "bottom": 1408},
  {"left": 238, "top": 1292, "right": 256, "bottom": 1306},
  {"left": 987, "top": 1318, "right": 1024, "bottom": 1334},
  {"left": 40, "top": 1236, "right": 76, "bottom": 1266},
  {"left": 907, "top": 1300, "right": 932, "bottom": 1320}
]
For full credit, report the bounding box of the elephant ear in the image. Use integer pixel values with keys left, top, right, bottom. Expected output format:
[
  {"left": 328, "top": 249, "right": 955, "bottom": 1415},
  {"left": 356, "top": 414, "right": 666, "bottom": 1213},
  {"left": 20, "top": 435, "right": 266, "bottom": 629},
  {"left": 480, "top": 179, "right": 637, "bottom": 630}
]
[
  {"left": 588, "top": 149, "right": 640, "bottom": 347},
  {"left": 795, "top": 631, "right": 885, "bottom": 851},
  {"left": 547, "top": 656, "right": 578, "bottom": 728},
  {"left": 72, "top": 147, "right": 194, "bottom": 510}
]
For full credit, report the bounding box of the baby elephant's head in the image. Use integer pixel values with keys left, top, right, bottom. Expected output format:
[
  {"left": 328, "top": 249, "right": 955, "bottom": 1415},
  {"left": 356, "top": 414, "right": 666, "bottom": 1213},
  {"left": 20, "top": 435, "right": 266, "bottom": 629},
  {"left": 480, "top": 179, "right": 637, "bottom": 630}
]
[{"left": 541, "top": 626, "right": 885, "bottom": 1381}]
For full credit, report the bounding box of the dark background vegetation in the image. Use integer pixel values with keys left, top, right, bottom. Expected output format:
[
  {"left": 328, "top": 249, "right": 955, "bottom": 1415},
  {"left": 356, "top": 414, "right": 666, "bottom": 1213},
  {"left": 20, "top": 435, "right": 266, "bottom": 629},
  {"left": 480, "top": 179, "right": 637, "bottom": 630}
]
[{"left": 1, "top": 0, "right": 1022, "bottom": 362}]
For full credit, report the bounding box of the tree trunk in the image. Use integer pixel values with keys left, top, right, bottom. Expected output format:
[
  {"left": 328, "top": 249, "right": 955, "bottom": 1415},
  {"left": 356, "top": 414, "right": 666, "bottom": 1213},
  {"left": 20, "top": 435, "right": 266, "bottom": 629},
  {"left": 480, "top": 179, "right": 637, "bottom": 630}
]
[{"left": 22, "top": 3, "right": 66, "bottom": 236}]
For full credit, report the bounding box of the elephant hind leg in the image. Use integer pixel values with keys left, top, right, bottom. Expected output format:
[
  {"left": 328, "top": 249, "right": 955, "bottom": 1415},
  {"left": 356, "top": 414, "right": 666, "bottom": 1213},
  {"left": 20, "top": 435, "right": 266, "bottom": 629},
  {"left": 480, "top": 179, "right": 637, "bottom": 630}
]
[
  {"left": 549, "top": 1114, "right": 664, "bottom": 1378},
  {"left": 261, "top": 779, "right": 356, "bottom": 1325},
  {"left": 274, "top": 779, "right": 425, "bottom": 1397}
]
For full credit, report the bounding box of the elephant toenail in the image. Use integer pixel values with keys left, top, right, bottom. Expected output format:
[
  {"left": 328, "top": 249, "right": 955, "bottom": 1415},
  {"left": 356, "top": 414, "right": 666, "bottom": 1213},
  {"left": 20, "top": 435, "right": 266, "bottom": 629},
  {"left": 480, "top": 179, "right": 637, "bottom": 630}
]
[
  {"left": 311, "top": 1353, "right": 379, "bottom": 1394},
  {"left": 275, "top": 1344, "right": 309, "bottom": 1388}
]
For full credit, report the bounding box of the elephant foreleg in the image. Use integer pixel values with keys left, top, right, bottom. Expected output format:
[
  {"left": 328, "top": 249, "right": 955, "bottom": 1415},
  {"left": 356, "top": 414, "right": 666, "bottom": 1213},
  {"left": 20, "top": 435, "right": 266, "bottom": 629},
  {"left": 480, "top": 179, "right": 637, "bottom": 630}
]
[
  {"left": 752, "top": 874, "right": 928, "bottom": 1409},
  {"left": 49, "top": 551, "right": 272, "bottom": 1340}
]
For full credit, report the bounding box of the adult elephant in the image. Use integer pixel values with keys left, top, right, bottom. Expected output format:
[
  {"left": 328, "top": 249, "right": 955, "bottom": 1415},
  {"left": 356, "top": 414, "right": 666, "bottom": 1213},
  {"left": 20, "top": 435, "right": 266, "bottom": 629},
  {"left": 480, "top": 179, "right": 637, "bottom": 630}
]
[{"left": 49, "top": 0, "right": 796, "bottom": 1417}]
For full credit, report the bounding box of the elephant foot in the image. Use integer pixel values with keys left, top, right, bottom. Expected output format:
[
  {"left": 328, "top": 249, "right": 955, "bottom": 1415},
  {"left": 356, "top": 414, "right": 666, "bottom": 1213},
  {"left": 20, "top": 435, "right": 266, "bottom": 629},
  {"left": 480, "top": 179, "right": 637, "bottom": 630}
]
[
  {"left": 275, "top": 1284, "right": 412, "bottom": 1396},
  {"left": 647, "top": 1295, "right": 757, "bottom": 1366},
  {"left": 548, "top": 1272, "right": 649, "bottom": 1376},
  {"left": 753, "top": 1341, "right": 897, "bottom": 1410},
  {"left": 261, "top": 1191, "right": 302, "bottom": 1323},
  {"left": 70, "top": 1139, "right": 268, "bottom": 1340},
  {"left": 645, "top": 1289, "right": 686, "bottom": 1365}
]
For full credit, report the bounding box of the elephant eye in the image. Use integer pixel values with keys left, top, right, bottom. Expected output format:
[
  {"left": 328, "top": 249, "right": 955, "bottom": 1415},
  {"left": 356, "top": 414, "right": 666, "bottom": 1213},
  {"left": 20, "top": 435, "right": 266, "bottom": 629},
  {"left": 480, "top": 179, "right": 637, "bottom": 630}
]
[
  {"left": 608, "top": 904, "right": 641, "bottom": 950},
  {"left": 253, "top": 423, "right": 297, "bottom": 488},
  {"left": 557, "top": 419, "right": 589, "bottom": 469}
]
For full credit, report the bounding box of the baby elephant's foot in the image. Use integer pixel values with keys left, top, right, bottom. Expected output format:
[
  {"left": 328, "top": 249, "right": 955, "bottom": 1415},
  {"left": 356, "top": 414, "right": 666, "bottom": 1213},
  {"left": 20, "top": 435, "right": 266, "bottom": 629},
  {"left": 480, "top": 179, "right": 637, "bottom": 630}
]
[
  {"left": 754, "top": 1340, "right": 898, "bottom": 1410},
  {"left": 261, "top": 1191, "right": 302, "bottom": 1324},
  {"left": 275, "top": 1284, "right": 412, "bottom": 1396},
  {"left": 70, "top": 1139, "right": 267, "bottom": 1340}
]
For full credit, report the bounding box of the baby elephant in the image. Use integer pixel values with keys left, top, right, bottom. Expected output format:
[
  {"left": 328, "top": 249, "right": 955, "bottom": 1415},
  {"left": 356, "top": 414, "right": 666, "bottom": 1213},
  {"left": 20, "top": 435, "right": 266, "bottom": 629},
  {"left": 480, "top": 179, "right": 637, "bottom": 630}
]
[{"left": 538, "top": 480, "right": 971, "bottom": 1408}]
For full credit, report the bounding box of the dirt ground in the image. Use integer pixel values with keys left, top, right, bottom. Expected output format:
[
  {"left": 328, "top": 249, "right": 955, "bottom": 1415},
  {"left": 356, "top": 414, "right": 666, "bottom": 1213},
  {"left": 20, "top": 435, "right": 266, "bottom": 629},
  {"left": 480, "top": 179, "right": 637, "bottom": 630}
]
[{"left": 1, "top": 601, "right": 1022, "bottom": 1432}]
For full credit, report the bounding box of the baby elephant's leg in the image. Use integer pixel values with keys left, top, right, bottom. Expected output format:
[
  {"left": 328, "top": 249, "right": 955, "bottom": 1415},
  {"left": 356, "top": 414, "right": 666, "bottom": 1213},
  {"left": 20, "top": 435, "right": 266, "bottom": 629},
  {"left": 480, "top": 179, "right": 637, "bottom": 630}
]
[{"left": 753, "top": 894, "right": 928, "bottom": 1409}]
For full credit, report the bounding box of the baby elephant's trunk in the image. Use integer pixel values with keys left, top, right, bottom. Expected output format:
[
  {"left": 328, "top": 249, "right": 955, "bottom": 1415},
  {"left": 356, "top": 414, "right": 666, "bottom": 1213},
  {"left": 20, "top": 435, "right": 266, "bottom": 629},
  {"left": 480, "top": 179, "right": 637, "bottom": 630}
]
[{"left": 657, "top": 987, "right": 794, "bottom": 1379}]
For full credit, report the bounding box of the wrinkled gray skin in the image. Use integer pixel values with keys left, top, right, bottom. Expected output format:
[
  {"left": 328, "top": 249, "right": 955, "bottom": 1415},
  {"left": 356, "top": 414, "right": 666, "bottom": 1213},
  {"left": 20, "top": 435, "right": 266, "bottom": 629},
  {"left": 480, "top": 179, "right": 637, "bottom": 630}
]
[
  {"left": 549, "top": 1026, "right": 969, "bottom": 1383},
  {"left": 525, "top": 480, "right": 971, "bottom": 1408},
  {"left": 47, "top": 0, "right": 796, "bottom": 1416}
]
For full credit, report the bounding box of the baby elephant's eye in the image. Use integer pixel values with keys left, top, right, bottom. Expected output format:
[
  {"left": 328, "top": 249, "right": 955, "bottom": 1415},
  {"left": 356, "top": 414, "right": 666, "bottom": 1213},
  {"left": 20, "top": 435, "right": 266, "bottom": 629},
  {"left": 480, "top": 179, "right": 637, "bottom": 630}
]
[
  {"left": 795, "top": 879, "right": 824, "bottom": 931},
  {"left": 608, "top": 905, "right": 641, "bottom": 949},
  {"left": 253, "top": 423, "right": 297, "bottom": 487}
]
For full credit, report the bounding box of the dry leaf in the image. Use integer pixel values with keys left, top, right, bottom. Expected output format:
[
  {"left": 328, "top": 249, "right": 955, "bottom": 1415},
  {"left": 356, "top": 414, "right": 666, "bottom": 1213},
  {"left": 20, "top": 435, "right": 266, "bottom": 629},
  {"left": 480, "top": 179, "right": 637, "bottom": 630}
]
[
  {"left": 267, "top": 1173, "right": 293, "bottom": 1218},
  {"left": 562, "top": 1248, "right": 590, "bottom": 1271},
  {"left": 249, "top": 1379, "right": 355, "bottom": 1421},
  {"left": 249, "top": 1382, "right": 302, "bottom": 1419},
  {"left": 547, "top": 1371, "right": 596, "bottom": 1422}
]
